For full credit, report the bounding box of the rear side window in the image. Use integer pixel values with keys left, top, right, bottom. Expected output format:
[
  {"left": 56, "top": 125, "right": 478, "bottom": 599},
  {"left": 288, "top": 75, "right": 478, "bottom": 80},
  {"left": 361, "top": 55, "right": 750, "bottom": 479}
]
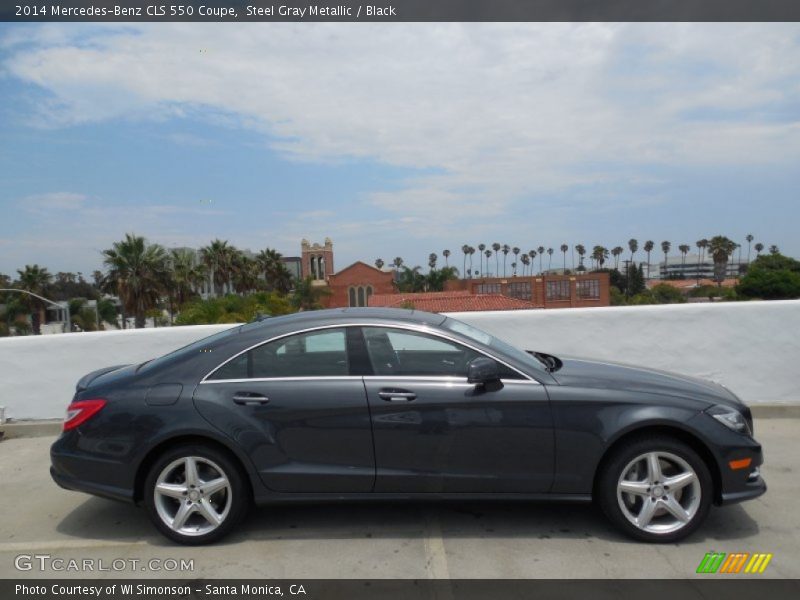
[{"left": 208, "top": 328, "right": 348, "bottom": 380}]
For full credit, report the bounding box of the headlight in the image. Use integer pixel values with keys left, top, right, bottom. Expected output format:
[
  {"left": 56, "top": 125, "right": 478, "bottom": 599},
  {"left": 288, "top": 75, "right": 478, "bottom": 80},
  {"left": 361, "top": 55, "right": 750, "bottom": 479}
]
[{"left": 707, "top": 405, "right": 752, "bottom": 436}]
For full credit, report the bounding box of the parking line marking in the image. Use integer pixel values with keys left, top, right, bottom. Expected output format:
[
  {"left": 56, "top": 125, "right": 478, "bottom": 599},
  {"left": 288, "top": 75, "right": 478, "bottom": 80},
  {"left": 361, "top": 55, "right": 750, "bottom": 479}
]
[{"left": 0, "top": 539, "right": 148, "bottom": 553}]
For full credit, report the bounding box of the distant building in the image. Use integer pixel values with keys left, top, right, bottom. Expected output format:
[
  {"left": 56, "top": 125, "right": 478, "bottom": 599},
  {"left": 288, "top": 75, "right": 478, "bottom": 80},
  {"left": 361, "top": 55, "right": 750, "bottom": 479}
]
[
  {"left": 369, "top": 291, "right": 538, "bottom": 312},
  {"left": 301, "top": 238, "right": 334, "bottom": 285},
  {"left": 281, "top": 256, "right": 302, "bottom": 281},
  {"left": 326, "top": 261, "right": 396, "bottom": 308},
  {"left": 444, "top": 273, "right": 611, "bottom": 309},
  {"left": 640, "top": 254, "right": 748, "bottom": 281}
]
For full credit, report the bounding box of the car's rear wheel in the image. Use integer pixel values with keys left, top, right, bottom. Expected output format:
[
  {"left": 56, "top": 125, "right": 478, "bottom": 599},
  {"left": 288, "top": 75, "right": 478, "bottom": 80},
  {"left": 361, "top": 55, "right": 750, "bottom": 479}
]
[
  {"left": 597, "top": 436, "right": 712, "bottom": 542},
  {"left": 143, "top": 444, "right": 249, "bottom": 545}
]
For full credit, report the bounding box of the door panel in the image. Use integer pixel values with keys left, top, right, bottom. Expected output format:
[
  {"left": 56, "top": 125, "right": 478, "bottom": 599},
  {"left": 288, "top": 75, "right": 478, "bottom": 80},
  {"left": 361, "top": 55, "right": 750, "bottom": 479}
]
[
  {"left": 194, "top": 379, "right": 375, "bottom": 493},
  {"left": 364, "top": 378, "right": 554, "bottom": 493},
  {"left": 193, "top": 327, "right": 374, "bottom": 493}
]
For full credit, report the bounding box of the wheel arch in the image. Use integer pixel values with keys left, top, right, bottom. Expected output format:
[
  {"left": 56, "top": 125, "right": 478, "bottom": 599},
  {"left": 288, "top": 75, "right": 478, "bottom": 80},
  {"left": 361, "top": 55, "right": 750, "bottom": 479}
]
[
  {"left": 133, "top": 433, "right": 256, "bottom": 504},
  {"left": 592, "top": 424, "right": 723, "bottom": 504}
]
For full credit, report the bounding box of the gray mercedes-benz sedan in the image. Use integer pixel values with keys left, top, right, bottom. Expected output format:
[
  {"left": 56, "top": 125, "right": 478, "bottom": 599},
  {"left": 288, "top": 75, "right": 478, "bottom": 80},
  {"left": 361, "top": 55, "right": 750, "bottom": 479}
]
[{"left": 51, "top": 308, "right": 765, "bottom": 544}]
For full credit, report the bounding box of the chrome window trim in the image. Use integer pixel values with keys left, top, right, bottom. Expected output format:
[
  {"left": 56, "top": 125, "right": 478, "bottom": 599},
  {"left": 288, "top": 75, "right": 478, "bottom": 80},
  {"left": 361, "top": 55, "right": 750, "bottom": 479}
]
[{"left": 199, "top": 322, "right": 538, "bottom": 384}]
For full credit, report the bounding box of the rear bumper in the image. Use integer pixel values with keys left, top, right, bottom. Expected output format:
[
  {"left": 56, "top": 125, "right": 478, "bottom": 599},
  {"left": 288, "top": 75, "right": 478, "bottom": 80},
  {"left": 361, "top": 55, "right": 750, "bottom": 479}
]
[{"left": 50, "top": 435, "right": 135, "bottom": 503}]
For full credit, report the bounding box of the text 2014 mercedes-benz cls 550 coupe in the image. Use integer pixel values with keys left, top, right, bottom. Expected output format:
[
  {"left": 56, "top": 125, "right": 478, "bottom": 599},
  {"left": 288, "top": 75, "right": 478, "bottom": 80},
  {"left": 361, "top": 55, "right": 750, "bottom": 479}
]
[{"left": 51, "top": 308, "right": 765, "bottom": 544}]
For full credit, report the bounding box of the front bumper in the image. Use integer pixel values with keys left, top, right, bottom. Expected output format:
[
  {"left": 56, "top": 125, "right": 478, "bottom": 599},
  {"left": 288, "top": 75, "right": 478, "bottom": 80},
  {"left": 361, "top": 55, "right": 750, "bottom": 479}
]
[{"left": 719, "top": 466, "right": 767, "bottom": 505}]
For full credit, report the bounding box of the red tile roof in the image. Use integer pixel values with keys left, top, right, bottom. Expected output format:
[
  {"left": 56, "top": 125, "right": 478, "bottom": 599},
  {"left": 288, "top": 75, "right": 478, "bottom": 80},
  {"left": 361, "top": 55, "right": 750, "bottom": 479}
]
[{"left": 368, "top": 291, "right": 538, "bottom": 312}]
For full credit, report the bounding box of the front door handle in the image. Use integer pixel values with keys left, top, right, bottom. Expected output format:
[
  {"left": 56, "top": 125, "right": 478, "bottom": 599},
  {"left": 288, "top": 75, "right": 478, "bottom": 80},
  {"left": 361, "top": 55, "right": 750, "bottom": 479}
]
[
  {"left": 378, "top": 389, "right": 417, "bottom": 402},
  {"left": 232, "top": 392, "right": 270, "bottom": 405}
]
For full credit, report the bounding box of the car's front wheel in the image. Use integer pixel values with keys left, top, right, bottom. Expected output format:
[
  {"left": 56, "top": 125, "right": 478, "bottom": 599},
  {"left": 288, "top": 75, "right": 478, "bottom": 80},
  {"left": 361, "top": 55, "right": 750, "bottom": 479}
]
[
  {"left": 597, "top": 436, "right": 712, "bottom": 542},
  {"left": 143, "top": 444, "right": 249, "bottom": 545}
]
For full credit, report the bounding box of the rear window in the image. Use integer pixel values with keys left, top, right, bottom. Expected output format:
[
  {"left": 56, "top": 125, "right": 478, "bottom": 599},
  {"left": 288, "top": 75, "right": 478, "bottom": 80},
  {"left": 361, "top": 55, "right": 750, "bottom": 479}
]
[{"left": 138, "top": 326, "right": 240, "bottom": 373}]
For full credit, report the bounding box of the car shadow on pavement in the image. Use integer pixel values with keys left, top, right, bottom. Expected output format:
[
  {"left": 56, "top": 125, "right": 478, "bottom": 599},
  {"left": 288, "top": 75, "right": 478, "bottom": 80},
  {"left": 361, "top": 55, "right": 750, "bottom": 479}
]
[{"left": 55, "top": 497, "right": 760, "bottom": 546}]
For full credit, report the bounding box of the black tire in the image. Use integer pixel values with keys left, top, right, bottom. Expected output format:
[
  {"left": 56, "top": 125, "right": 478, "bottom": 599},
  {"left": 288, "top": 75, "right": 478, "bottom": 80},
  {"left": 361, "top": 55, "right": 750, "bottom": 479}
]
[
  {"left": 143, "top": 443, "right": 250, "bottom": 545},
  {"left": 596, "top": 435, "right": 713, "bottom": 543}
]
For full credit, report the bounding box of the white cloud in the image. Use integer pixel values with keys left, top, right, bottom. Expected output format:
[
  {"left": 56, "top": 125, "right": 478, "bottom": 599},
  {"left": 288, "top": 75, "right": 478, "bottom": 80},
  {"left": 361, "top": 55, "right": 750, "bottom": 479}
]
[{"left": 2, "top": 23, "right": 800, "bottom": 268}]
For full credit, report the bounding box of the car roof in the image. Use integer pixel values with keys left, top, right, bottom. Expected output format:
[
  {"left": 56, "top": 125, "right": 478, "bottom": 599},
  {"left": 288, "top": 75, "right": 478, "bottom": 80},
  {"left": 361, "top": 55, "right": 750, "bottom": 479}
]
[{"left": 241, "top": 307, "right": 448, "bottom": 332}]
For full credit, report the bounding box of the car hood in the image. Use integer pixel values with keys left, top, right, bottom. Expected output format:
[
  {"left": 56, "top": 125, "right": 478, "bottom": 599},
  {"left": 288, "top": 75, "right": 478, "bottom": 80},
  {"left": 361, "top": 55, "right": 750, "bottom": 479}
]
[
  {"left": 76, "top": 364, "right": 136, "bottom": 392},
  {"left": 549, "top": 356, "right": 744, "bottom": 410}
]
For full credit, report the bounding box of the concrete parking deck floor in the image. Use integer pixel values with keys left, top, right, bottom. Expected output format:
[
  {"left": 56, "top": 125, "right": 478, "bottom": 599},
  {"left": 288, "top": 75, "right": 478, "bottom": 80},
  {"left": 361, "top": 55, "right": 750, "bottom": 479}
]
[{"left": 1, "top": 419, "right": 798, "bottom": 579}]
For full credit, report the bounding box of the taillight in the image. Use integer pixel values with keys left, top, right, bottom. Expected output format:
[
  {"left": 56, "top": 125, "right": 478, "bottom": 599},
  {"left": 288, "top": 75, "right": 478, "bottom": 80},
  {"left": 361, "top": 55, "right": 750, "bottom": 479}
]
[{"left": 63, "top": 399, "right": 107, "bottom": 431}]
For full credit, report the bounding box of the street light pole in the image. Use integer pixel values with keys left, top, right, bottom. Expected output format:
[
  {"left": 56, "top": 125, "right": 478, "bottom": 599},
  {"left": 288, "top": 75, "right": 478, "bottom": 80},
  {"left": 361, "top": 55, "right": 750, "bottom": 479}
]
[{"left": 0, "top": 289, "right": 71, "bottom": 334}]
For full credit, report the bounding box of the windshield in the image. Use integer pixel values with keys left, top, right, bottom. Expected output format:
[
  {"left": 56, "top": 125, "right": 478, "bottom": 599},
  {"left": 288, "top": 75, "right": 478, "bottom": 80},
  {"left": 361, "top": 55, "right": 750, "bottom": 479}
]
[
  {"left": 137, "top": 326, "right": 240, "bottom": 373},
  {"left": 443, "top": 317, "right": 548, "bottom": 374}
]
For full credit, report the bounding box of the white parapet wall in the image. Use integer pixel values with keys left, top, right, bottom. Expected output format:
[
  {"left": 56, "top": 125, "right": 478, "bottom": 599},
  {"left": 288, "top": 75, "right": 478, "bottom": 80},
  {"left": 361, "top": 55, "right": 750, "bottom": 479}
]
[{"left": 0, "top": 300, "right": 797, "bottom": 420}]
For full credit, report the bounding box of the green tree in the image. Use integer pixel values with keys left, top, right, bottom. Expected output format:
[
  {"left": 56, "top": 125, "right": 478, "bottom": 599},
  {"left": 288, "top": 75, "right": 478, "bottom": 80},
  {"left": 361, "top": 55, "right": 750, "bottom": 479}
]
[
  {"left": 736, "top": 252, "right": 800, "bottom": 300},
  {"left": 442, "top": 249, "right": 450, "bottom": 267},
  {"left": 102, "top": 234, "right": 168, "bottom": 329},
  {"left": 291, "top": 276, "right": 331, "bottom": 311}
]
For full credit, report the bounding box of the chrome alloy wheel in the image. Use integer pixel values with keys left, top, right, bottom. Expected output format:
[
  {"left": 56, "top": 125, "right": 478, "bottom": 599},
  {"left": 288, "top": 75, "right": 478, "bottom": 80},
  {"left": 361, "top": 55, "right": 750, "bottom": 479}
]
[
  {"left": 154, "top": 456, "right": 232, "bottom": 536},
  {"left": 616, "top": 451, "right": 701, "bottom": 535}
]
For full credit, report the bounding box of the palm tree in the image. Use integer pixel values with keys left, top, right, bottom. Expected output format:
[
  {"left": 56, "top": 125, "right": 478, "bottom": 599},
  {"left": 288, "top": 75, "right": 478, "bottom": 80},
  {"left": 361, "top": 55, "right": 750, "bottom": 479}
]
[
  {"left": 520, "top": 253, "right": 530, "bottom": 275},
  {"left": 392, "top": 257, "right": 404, "bottom": 270},
  {"left": 696, "top": 238, "right": 709, "bottom": 283},
  {"left": 575, "top": 245, "right": 586, "bottom": 274},
  {"left": 611, "top": 246, "right": 623, "bottom": 270},
  {"left": 745, "top": 234, "right": 754, "bottom": 265},
  {"left": 442, "top": 249, "right": 450, "bottom": 267},
  {"left": 15, "top": 264, "right": 53, "bottom": 334},
  {"left": 461, "top": 244, "right": 470, "bottom": 278},
  {"left": 292, "top": 276, "right": 331, "bottom": 311},
  {"left": 478, "top": 244, "right": 486, "bottom": 276},
  {"left": 678, "top": 244, "right": 690, "bottom": 275},
  {"left": 484, "top": 249, "right": 492, "bottom": 275},
  {"left": 512, "top": 247, "right": 520, "bottom": 275},
  {"left": 200, "top": 239, "right": 235, "bottom": 296},
  {"left": 661, "top": 241, "right": 671, "bottom": 279},
  {"left": 591, "top": 246, "right": 609, "bottom": 270},
  {"left": 102, "top": 233, "right": 167, "bottom": 329},
  {"left": 560, "top": 244, "right": 569, "bottom": 273},
  {"left": 231, "top": 253, "right": 260, "bottom": 295},
  {"left": 468, "top": 246, "right": 476, "bottom": 277},
  {"left": 375, "top": 258, "right": 385, "bottom": 269},
  {"left": 428, "top": 253, "right": 438, "bottom": 270},
  {"left": 256, "top": 248, "right": 292, "bottom": 293},
  {"left": 527, "top": 250, "right": 536, "bottom": 276},
  {"left": 168, "top": 248, "right": 203, "bottom": 311},
  {"left": 501, "top": 244, "right": 510, "bottom": 277},
  {"left": 537, "top": 246, "right": 545, "bottom": 274},
  {"left": 643, "top": 240, "right": 654, "bottom": 279},
  {"left": 754, "top": 242, "right": 764, "bottom": 257},
  {"left": 769, "top": 244, "right": 780, "bottom": 255},
  {"left": 492, "top": 243, "right": 501, "bottom": 276},
  {"left": 546, "top": 247, "right": 554, "bottom": 271},
  {"left": 707, "top": 235, "right": 737, "bottom": 287},
  {"left": 628, "top": 239, "right": 638, "bottom": 267}
]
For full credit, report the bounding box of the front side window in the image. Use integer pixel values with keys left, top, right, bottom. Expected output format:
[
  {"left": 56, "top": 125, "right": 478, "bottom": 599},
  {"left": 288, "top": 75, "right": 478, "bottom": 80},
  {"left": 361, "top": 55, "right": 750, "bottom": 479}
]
[
  {"left": 362, "top": 327, "right": 521, "bottom": 379},
  {"left": 208, "top": 328, "right": 348, "bottom": 380}
]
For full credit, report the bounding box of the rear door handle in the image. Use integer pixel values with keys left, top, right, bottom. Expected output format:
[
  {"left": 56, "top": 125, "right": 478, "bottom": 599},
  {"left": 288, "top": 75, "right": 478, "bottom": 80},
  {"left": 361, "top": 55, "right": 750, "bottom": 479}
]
[
  {"left": 232, "top": 392, "right": 270, "bottom": 405},
  {"left": 378, "top": 389, "right": 417, "bottom": 402}
]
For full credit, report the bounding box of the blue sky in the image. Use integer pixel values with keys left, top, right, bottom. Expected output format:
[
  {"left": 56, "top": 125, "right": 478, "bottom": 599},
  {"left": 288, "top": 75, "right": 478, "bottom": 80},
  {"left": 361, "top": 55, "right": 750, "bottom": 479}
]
[{"left": 1, "top": 23, "right": 799, "bottom": 276}]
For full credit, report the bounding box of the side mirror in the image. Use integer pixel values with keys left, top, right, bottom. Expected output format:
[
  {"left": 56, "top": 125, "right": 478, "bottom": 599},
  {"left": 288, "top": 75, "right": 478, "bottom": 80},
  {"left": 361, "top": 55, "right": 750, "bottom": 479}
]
[{"left": 467, "top": 357, "right": 501, "bottom": 385}]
